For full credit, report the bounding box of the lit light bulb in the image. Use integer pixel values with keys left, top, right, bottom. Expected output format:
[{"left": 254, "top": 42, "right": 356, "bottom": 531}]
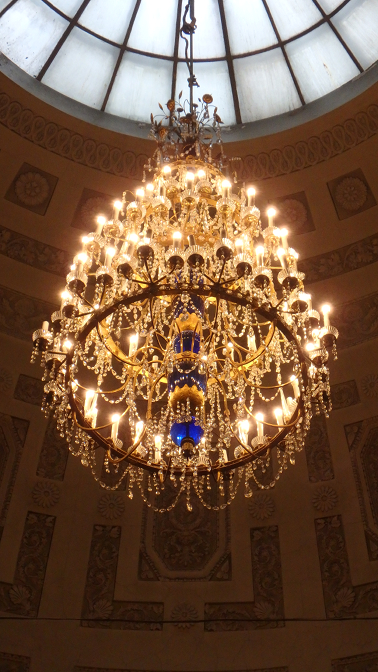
[
  {"left": 274, "top": 407, "right": 284, "bottom": 427},
  {"left": 238, "top": 419, "right": 250, "bottom": 444},
  {"left": 129, "top": 333, "right": 139, "bottom": 357},
  {"left": 113, "top": 200, "right": 123, "bottom": 220},
  {"left": 222, "top": 179, "right": 231, "bottom": 198},
  {"left": 255, "top": 245, "right": 264, "bottom": 267},
  {"left": 247, "top": 187, "right": 256, "bottom": 207},
  {"left": 235, "top": 238, "right": 243, "bottom": 253},
  {"left": 111, "top": 414, "right": 121, "bottom": 443},
  {"left": 154, "top": 435, "right": 162, "bottom": 462},
  {"left": 255, "top": 413, "right": 264, "bottom": 438},
  {"left": 173, "top": 231, "right": 182, "bottom": 249},
  {"left": 136, "top": 188, "right": 144, "bottom": 202},
  {"left": 105, "top": 246, "right": 116, "bottom": 268},
  {"left": 63, "top": 340, "right": 72, "bottom": 352},
  {"left": 146, "top": 183, "right": 154, "bottom": 192},
  {"left": 84, "top": 389, "right": 95, "bottom": 415},
  {"left": 321, "top": 304, "right": 331, "bottom": 327},
  {"left": 186, "top": 171, "right": 195, "bottom": 185},
  {"left": 247, "top": 333, "right": 256, "bottom": 352},
  {"left": 60, "top": 290, "right": 71, "bottom": 309},
  {"left": 290, "top": 375, "right": 300, "bottom": 399},
  {"left": 197, "top": 169, "right": 206, "bottom": 179},
  {"left": 280, "top": 228, "right": 289, "bottom": 251},
  {"left": 163, "top": 165, "right": 171, "bottom": 174},
  {"left": 135, "top": 420, "right": 144, "bottom": 441},
  {"left": 96, "top": 215, "right": 106, "bottom": 235},
  {"left": 267, "top": 207, "right": 276, "bottom": 227},
  {"left": 277, "top": 247, "right": 287, "bottom": 269}
]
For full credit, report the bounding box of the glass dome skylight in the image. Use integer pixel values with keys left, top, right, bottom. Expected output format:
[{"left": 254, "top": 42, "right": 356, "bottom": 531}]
[{"left": 1, "top": 0, "right": 378, "bottom": 127}]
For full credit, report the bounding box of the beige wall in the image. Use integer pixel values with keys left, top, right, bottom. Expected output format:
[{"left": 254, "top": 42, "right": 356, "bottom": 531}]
[{"left": 0, "top": 72, "right": 378, "bottom": 672}]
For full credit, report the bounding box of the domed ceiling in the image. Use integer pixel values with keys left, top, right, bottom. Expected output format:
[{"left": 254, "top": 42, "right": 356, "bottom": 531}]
[{"left": 0, "top": 0, "right": 378, "bottom": 128}]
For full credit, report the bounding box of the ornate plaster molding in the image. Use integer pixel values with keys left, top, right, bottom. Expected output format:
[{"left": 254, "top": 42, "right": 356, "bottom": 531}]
[{"left": 1, "top": 92, "right": 378, "bottom": 180}]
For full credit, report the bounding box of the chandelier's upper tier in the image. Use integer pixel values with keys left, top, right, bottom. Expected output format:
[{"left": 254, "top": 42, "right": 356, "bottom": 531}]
[{"left": 1, "top": 0, "right": 378, "bottom": 128}]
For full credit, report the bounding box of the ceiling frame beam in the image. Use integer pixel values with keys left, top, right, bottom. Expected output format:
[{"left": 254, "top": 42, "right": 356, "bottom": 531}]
[{"left": 217, "top": 0, "right": 242, "bottom": 125}]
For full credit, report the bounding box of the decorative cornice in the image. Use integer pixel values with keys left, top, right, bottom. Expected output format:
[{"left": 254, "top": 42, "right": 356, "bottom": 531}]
[
  {"left": 0, "top": 224, "right": 70, "bottom": 277},
  {"left": 300, "top": 231, "right": 378, "bottom": 284},
  {"left": 1, "top": 92, "right": 378, "bottom": 180}
]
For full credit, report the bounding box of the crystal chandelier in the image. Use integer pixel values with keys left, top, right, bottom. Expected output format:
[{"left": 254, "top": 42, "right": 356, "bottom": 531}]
[{"left": 32, "top": 2, "right": 338, "bottom": 512}]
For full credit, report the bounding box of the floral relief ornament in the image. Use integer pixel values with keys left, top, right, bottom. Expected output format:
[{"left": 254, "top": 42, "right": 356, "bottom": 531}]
[
  {"left": 334, "top": 176, "right": 367, "bottom": 211},
  {"left": 14, "top": 171, "right": 49, "bottom": 206},
  {"left": 32, "top": 480, "right": 60, "bottom": 508},
  {"left": 98, "top": 492, "right": 125, "bottom": 519},
  {"left": 171, "top": 602, "right": 198, "bottom": 629},
  {"left": 312, "top": 485, "right": 338, "bottom": 512},
  {"left": 248, "top": 492, "right": 275, "bottom": 520},
  {"left": 279, "top": 198, "right": 307, "bottom": 228},
  {"left": 361, "top": 373, "right": 378, "bottom": 398}
]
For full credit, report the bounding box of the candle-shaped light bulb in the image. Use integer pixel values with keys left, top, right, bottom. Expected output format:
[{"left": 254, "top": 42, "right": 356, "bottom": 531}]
[
  {"left": 267, "top": 207, "right": 276, "bottom": 227},
  {"left": 62, "top": 339, "right": 72, "bottom": 352},
  {"left": 105, "top": 246, "right": 116, "bottom": 268},
  {"left": 84, "top": 390, "right": 95, "bottom": 415},
  {"left": 42, "top": 321, "right": 49, "bottom": 332},
  {"left": 235, "top": 238, "right": 243, "bottom": 254},
  {"left": 247, "top": 187, "right": 256, "bottom": 207},
  {"left": 291, "top": 250, "right": 298, "bottom": 271},
  {"left": 307, "top": 294, "right": 312, "bottom": 311},
  {"left": 222, "top": 179, "right": 231, "bottom": 198},
  {"left": 81, "top": 236, "right": 90, "bottom": 251},
  {"left": 113, "top": 200, "right": 123, "bottom": 220},
  {"left": 280, "top": 228, "right": 289, "bottom": 251},
  {"left": 173, "top": 231, "right": 182, "bottom": 250},
  {"left": 186, "top": 172, "right": 195, "bottom": 190},
  {"left": 228, "top": 342, "right": 234, "bottom": 360},
  {"left": 290, "top": 375, "right": 300, "bottom": 399},
  {"left": 322, "top": 304, "right": 331, "bottom": 327},
  {"left": 152, "top": 355, "right": 159, "bottom": 371},
  {"left": 129, "top": 333, "right": 139, "bottom": 357},
  {"left": 96, "top": 215, "right": 106, "bottom": 235},
  {"left": 154, "top": 435, "right": 162, "bottom": 462},
  {"left": 136, "top": 188, "right": 144, "bottom": 203},
  {"left": 255, "top": 413, "right": 264, "bottom": 438},
  {"left": 274, "top": 407, "right": 284, "bottom": 427},
  {"left": 255, "top": 245, "right": 264, "bottom": 267},
  {"left": 279, "top": 388, "right": 289, "bottom": 417},
  {"left": 238, "top": 419, "right": 250, "bottom": 444},
  {"left": 197, "top": 169, "right": 206, "bottom": 179},
  {"left": 247, "top": 333, "right": 256, "bottom": 351},
  {"left": 111, "top": 414, "right": 120, "bottom": 443},
  {"left": 163, "top": 165, "right": 171, "bottom": 175},
  {"left": 135, "top": 420, "right": 144, "bottom": 441},
  {"left": 146, "top": 183, "right": 154, "bottom": 193},
  {"left": 60, "top": 290, "right": 71, "bottom": 309},
  {"left": 277, "top": 247, "right": 287, "bottom": 269}
]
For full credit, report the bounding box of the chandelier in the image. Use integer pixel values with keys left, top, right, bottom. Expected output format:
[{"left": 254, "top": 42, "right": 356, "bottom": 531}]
[{"left": 31, "top": 2, "right": 338, "bottom": 512}]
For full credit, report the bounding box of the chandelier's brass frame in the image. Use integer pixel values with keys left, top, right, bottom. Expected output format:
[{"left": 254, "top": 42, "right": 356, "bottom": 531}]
[{"left": 66, "top": 282, "right": 309, "bottom": 475}]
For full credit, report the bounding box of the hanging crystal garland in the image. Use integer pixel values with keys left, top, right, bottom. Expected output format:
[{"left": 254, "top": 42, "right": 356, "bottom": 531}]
[{"left": 31, "top": 2, "right": 338, "bottom": 512}]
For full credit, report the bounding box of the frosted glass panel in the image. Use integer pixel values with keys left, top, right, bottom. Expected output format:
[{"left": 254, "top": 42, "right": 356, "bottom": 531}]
[
  {"left": 128, "top": 0, "right": 176, "bottom": 56},
  {"left": 234, "top": 49, "right": 301, "bottom": 122},
  {"left": 286, "top": 23, "right": 359, "bottom": 102},
  {"left": 224, "top": 0, "right": 277, "bottom": 54},
  {"left": 175, "top": 60, "right": 236, "bottom": 126},
  {"left": 317, "top": 0, "right": 346, "bottom": 11},
  {"left": 43, "top": 27, "right": 118, "bottom": 108},
  {"left": 178, "top": 0, "right": 225, "bottom": 59},
  {"left": 48, "top": 0, "right": 83, "bottom": 16},
  {"left": 106, "top": 52, "right": 172, "bottom": 121},
  {"left": 267, "top": 0, "right": 322, "bottom": 39},
  {"left": 0, "top": 0, "right": 67, "bottom": 76},
  {"left": 0, "top": 0, "right": 16, "bottom": 11},
  {"left": 332, "top": 0, "right": 378, "bottom": 69},
  {"left": 79, "top": 0, "right": 135, "bottom": 44}
]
